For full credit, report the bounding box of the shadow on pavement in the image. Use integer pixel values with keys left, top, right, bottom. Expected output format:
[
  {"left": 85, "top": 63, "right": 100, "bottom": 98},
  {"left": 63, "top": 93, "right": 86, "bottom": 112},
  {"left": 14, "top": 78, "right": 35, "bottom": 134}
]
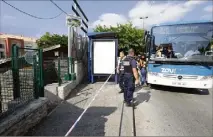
[
  {"left": 66, "top": 83, "right": 93, "bottom": 100},
  {"left": 25, "top": 101, "right": 117, "bottom": 136},
  {"left": 135, "top": 91, "right": 151, "bottom": 106},
  {"left": 93, "top": 76, "right": 116, "bottom": 83},
  {"left": 71, "top": 106, "right": 117, "bottom": 136},
  {"left": 150, "top": 85, "right": 210, "bottom": 95}
]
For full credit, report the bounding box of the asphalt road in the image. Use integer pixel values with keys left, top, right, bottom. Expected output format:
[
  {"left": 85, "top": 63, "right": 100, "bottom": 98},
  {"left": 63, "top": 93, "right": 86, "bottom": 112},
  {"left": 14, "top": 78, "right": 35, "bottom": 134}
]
[
  {"left": 134, "top": 85, "right": 212, "bottom": 136},
  {"left": 26, "top": 83, "right": 212, "bottom": 136}
]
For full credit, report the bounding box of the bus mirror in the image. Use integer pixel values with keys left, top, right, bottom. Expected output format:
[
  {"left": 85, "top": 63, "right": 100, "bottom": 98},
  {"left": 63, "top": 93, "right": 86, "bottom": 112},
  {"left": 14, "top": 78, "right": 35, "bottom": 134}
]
[{"left": 151, "top": 36, "right": 155, "bottom": 44}]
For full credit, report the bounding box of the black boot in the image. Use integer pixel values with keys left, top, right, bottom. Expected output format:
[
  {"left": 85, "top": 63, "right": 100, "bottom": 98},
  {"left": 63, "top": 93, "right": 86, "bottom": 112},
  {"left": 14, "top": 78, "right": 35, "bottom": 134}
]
[{"left": 126, "top": 101, "right": 135, "bottom": 107}]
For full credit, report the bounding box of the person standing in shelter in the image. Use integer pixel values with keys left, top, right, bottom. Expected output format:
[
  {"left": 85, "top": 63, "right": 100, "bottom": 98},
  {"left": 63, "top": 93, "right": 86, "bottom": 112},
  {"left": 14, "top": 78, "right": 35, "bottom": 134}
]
[
  {"left": 117, "top": 51, "right": 126, "bottom": 93},
  {"left": 122, "top": 48, "right": 139, "bottom": 107}
]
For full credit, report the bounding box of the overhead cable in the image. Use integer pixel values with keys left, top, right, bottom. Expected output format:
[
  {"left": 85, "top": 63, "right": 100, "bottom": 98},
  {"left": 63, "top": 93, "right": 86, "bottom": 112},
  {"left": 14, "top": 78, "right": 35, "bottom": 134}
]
[
  {"left": 1, "top": 0, "right": 63, "bottom": 19},
  {"left": 49, "top": 0, "right": 68, "bottom": 15}
]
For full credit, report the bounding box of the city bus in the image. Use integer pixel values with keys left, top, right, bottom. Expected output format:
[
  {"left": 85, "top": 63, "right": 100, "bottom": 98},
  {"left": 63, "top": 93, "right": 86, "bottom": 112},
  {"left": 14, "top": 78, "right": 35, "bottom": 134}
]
[{"left": 144, "top": 21, "right": 213, "bottom": 89}]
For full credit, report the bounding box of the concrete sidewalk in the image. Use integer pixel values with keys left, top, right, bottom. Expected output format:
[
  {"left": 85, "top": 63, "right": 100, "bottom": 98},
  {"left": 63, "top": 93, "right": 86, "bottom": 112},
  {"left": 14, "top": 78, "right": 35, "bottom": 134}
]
[
  {"left": 26, "top": 83, "right": 213, "bottom": 136},
  {"left": 26, "top": 82, "right": 136, "bottom": 136}
]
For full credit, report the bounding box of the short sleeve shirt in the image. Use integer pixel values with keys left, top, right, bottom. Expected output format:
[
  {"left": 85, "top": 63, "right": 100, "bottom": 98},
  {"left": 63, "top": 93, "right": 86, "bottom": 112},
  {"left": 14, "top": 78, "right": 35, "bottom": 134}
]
[{"left": 130, "top": 59, "right": 137, "bottom": 68}]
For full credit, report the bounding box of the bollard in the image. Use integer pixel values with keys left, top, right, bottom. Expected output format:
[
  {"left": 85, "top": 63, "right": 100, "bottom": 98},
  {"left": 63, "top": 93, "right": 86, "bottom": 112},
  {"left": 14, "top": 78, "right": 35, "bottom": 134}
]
[
  {"left": 58, "top": 57, "right": 62, "bottom": 86},
  {"left": 12, "top": 45, "right": 20, "bottom": 99},
  {"left": 33, "top": 55, "right": 39, "bottom": 99},
  {"left": 38, "top": 49, "right": 44, "bottom": 97}
]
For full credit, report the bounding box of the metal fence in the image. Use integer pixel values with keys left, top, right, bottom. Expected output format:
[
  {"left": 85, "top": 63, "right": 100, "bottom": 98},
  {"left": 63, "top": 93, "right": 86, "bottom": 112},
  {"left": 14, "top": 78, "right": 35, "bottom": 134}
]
[
  {"left": 42, "top": 57, "right": 74, "bottom": 86},
  {"left": 72, "top": 31, "right": 88, "bottom": 82},
  {"left": 81, "top": 37, "right": 88, "bottom": 81},
  {"left": 43, "top": 58, "right": 59, "bottom": 86},
  {"left": 0, "top": 45, "right": 43, "bottom": 119},
  {"left": 72, "top": 31, "right": 88, "bottom": 61},
  {"left": 57, "top": 57, "right": 71, "bottom": 86}
]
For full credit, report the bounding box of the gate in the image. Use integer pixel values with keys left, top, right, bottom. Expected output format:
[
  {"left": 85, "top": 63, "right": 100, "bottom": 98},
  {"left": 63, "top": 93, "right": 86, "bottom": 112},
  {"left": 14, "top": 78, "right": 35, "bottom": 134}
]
[{"left": 0, "top": 45, "right": 44, "bottom": 118}]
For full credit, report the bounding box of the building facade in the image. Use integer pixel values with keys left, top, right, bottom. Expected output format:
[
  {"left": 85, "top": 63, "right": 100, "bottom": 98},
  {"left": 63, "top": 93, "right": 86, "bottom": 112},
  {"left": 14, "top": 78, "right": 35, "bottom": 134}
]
[{"left": 0, "top": 33, "right": 38, "bottom": 58}]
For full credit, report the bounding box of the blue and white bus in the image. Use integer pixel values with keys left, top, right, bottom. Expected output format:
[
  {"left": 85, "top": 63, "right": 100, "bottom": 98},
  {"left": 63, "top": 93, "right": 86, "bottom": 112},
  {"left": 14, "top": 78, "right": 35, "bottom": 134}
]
[{"left": 145, "top": 21, "right": 213, "bottom": 89}]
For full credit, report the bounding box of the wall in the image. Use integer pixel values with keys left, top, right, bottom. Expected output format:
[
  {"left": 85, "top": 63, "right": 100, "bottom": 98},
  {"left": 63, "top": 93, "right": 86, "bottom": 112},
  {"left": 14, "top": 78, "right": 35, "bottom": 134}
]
[
  {"left": 43, "top": 60, "right": 85, "bottom": 100},
  {"left": 74, "top": 60, "right": 84, "bottom": 85},
  {"left": 0, "top": 98, "right": 48, "bottom": 136},
  {"left": 0, "top": 33, "right": 37, "bottom": 58},
  {"left": 57, "top": 61, "right": 84, "bottom": 99},
  {"left": 24, "top": 41, "right": 37, "bottom": 51},
  {"left": 43, "top": 32, "right": 88, "bottom": 99},
  {"left": 0, "top": 39, "right": 6, "bottom": 59},
  {"left": 0, "top": 33, "right": 37, "bottom": 42},
  {"left": 6, "top": 38, "right": 25, "bottom": 57}
]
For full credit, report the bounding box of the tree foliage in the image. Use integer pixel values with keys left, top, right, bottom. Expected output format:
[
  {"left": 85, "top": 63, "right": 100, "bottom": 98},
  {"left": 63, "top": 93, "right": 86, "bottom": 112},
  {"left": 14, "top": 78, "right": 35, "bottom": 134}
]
[
  {"left": 36, "top": 32, "right": 68, "bottom": 48},
  {"left": 93, "top": 23, "right": 145, "bottom": 54}
]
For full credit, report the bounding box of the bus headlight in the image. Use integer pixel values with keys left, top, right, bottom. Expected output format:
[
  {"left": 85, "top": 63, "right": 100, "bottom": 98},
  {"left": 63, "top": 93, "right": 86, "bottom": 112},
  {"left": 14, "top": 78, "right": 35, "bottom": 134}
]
[{"left": 200, "top": 76, "right": 213, "bottom": 80}]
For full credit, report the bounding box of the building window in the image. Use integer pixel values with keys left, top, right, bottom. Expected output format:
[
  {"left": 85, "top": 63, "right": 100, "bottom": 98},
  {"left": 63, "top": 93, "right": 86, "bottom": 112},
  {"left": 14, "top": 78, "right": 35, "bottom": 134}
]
[
  {"left": 0, "top": 44, "right": 4, "bottom": 49},
  {"left": 0, "top": 51, "right": 5, "bottom": 59}
]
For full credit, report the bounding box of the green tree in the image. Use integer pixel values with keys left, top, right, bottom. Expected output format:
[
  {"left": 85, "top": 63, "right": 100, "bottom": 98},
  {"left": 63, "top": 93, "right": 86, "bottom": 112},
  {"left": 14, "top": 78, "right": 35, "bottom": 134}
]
[
  {"left": 93, "top": 23, "right": 145, "bottom": 54},
  {"left": 36, "top": 32, "right": 68, "bottom": 48}
]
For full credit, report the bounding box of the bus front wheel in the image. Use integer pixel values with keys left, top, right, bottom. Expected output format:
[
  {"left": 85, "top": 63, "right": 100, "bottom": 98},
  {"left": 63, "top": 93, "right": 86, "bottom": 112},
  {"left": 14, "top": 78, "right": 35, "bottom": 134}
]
[{"left": 197, "top": 89, "right": 209, "bottom": 95}]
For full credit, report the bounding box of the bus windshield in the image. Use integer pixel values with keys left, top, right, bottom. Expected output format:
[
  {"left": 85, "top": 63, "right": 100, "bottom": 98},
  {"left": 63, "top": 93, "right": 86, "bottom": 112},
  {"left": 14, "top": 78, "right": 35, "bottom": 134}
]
[{"left": 150, "top": 22, "right": 213, "bottom": 62}]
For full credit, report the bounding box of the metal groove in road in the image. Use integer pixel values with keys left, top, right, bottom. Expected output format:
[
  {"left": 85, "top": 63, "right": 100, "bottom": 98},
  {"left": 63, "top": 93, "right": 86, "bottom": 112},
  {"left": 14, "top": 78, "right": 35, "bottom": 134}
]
[
  {"left": 118, "top": 101, "right": 125, "bottom": 136},
  {"left": 118, "top": 101, "right": 137, "bottom": 136},
  {"left": 132, "top": 104, "right": 136, "bottom": 136}
]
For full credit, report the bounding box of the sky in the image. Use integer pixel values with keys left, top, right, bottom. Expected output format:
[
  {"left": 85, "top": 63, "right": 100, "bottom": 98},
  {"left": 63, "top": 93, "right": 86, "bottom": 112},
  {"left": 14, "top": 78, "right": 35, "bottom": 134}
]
[{"left": 0, "top": 0, "right": 212, "bottom": 38}]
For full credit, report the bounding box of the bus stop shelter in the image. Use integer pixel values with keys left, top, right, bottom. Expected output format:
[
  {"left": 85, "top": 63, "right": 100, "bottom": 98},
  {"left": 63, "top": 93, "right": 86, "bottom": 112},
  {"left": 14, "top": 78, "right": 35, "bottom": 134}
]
[{"left": 87, "top": 32, "right": 118, "bottom": 83}]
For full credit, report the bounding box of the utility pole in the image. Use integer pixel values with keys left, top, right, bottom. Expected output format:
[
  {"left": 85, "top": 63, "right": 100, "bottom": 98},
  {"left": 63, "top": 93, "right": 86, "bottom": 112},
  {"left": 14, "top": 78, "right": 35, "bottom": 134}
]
[
  {"left": 71, "top": 0, "right": 89, "bottom": 81},
  {"left": 139, "top": 16, "right": 148, "bottom": 54},
  {"left": 72, "top": 0, "right": 89, "bottom": 37},
  {"left": 68, "top": 24, "right": 72, "bottom": 75},
  {"left": 66, "top": 15, "right": 82, "bottom": 80},
  {"left": 139, "top": 16, "right": 148, "bottom": 30}
]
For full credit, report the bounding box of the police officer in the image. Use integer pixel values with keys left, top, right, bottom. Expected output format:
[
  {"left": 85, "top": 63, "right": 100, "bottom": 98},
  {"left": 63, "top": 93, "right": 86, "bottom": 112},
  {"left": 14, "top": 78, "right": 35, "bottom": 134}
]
[
  {"left": 117, "top": 51, "right": 126, "bottom": 93},
  {"left": 123, "top": 48, "right": 139, "bottom": 106}
]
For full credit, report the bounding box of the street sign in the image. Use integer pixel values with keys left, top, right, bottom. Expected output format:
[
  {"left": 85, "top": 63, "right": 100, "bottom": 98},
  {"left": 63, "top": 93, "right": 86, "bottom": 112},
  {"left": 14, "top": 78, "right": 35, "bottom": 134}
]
[{"left": 66, "top": 15, "right": 82, "bottom": 27}]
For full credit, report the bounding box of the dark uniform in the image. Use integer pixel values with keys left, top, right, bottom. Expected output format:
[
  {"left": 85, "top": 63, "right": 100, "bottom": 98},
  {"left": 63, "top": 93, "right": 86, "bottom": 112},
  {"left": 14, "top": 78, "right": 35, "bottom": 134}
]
[
  {"left": 118, "top": 58, "right": 125, "bottom": 92},
  {"left": 122, "top": 55, "right": 137, "bottom": 105}
]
